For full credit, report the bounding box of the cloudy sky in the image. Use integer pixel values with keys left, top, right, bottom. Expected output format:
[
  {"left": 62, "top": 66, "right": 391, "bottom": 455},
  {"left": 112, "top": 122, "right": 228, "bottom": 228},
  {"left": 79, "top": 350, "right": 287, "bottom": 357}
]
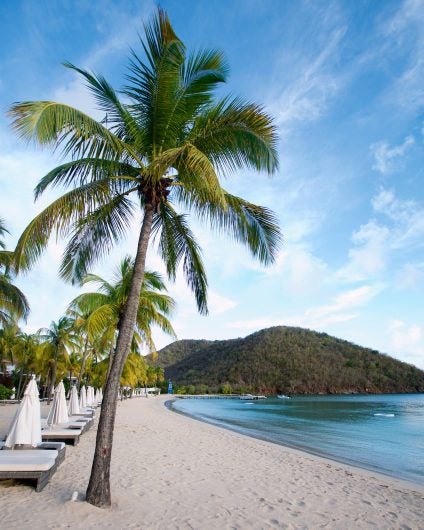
[{"left": 1, "top": 0, "right": 423, "bottom": 368}]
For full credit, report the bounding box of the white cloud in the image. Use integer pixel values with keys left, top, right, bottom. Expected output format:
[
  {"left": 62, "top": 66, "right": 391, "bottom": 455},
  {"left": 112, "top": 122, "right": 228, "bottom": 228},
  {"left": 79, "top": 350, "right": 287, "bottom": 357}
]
[
  {"left": 340, "top": 188, "right": 424, "bottom": 282},
  {"left": 381, "top": 0, "right": 424, "bottom": 111},
  {"left": 372, "top": 188, "right": 424, "bottom": 250},
  {"left": 273, "top": 28, "right": 346, "bottom": 128},
  {"left": 387, "top": 320, "right": 424, "bottom": 368},
  {"left": 370, "top": 135, "right": 414, "bottom": 174},
  {"left": 338, "top": 220, "right": 390, "bottom": 282},
  {"left": 227, "top": 284, "right": 383, "bottom": 334},
  {"left": 208, "top": 291, "right": 237, "bottom": 315},
  {"left": 396, "top": 262, "right": 424, "bottom": 289}
]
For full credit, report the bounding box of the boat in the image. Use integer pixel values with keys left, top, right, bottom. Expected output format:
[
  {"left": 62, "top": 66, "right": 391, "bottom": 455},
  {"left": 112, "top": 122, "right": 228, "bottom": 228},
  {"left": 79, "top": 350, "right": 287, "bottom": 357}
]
[
  {"left": 239, "top": 394, "right": 267, "bottom": 400},
  {"left": 277, "top": 394, "right": 291, "bottom": 399}
]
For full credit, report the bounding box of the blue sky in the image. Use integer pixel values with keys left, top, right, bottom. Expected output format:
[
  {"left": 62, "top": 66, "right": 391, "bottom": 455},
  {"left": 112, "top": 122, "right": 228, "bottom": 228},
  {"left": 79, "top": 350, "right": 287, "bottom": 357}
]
[{"left": 1, "top": 0, "right": 423, "bottom": 368}]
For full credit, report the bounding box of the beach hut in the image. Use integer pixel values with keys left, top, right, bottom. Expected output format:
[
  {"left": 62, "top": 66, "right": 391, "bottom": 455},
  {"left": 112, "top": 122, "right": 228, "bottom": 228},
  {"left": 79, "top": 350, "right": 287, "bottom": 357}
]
[
  {"left": 47, "top": 381, "right": 69, "bottom": 426},
  {"left": 4, "top": 376, "right": 42, "bottom": 447}
]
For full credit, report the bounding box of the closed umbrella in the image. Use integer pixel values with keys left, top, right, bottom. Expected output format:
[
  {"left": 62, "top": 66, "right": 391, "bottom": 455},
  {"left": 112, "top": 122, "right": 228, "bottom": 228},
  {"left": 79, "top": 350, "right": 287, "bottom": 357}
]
[
  {"left": 47, "top": 381, "right": 69, "bottom": 426},
  {"left": 94, "top": 388, "right": 100, "bottom": 404},
  {"left": 86, "top": 386, "right": 93, "bottom": 407},
  {"left": 90, "top": 386, "right": 96, "bottom": 406},
  {"left": 5, "top": 376, "right": 41, "bottom": 447},
  {"left": 68, "top": 385, "right": 80, "bottom": 416},
  {"left": 79, "top": 385, "right": 87, "bottom": 409}
]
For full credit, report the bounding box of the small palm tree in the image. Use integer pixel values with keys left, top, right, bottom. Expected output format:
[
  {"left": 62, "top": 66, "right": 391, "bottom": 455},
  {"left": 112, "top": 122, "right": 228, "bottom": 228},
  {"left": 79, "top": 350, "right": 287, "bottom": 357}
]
[
  {"left": 9, "top": 9, "right": 281, "bottom": 506},
  {"left": 0, "top": 219, "right": 29, "bottom": 327},
  {"left": 12, "top": 331, "right": 41, "bottom": 398},
  {"left": 37, "top": 317, "right": 78, "bottom": 403},
  {"left": 68, "top": 255, "right": 176, "bottom": 377}
]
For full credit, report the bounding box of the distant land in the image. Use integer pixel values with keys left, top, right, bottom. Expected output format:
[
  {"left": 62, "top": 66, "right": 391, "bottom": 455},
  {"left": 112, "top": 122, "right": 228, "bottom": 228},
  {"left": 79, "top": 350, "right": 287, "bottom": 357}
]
[{"left": 148, "top": 326, "right": 424, "bottom": 395}]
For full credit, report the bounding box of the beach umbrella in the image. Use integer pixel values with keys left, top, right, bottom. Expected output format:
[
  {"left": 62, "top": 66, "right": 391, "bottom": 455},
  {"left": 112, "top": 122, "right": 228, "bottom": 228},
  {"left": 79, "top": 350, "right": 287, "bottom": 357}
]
[
  {"left": 79, "top": 385, "right": 87, "bottom": 409},
  {"left": 86, "top": 386, "right": 94, "bottom": 406},
  {"left": 68, "top": 385, "right": 81, "bottom": 416},
  {"left": 47, "top": 381, "right": 69, "bottom": 426},
  {"left": 94, "top": 388, "right": 100, "bottom": 404},
  {"left": 5, "top": 376, "right": 41, "bottom": 447},
  {"left": 99, "top": 388, "right": 103, "bottom": 402}
]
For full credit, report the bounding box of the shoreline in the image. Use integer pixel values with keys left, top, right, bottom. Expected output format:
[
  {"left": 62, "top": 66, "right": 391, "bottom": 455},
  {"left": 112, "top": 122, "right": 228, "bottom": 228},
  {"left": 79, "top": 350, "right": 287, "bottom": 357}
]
[
  {"left": 166, "top": 397, "right": 424, "bottom": 489},
  {"left": 0, "top": 395, "right": 423, "bottom": 529}
]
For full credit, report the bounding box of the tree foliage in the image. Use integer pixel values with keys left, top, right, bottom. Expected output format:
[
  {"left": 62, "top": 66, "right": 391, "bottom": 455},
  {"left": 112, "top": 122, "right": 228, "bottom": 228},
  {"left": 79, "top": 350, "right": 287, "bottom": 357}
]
[{"left": 150, "top": 326, "right": 424, "bottom": 394}]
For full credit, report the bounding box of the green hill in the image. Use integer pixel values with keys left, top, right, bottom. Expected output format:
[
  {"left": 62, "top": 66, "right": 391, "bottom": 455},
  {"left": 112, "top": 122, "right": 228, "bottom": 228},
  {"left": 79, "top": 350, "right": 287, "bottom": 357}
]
[{"left": 149, "top": 326, "right": 424, "bottom": 395}]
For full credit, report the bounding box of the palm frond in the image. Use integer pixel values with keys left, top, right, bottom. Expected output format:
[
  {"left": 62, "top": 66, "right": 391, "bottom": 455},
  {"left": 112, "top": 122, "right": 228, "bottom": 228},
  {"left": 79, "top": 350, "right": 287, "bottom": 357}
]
[
  {"left": 59, "top": 193, "right": 136, "bottom": 284},
  {"left": 176, "top": 188, "right": 282, "bottom": 265},
  {"left": 152, "top": 203, "right": 208, "bottom": 314},
  {"left": 35, "top": 158, "right": 139, "bottom": 199},
  {"left": 13, "top": 180, "right": 120, "bottom": 273},
  {"left": 188, "top": 96, "right": 279, "bottom": 174},
  {"left": 8, "top": 101, "right": 128, "bottom": 161}
]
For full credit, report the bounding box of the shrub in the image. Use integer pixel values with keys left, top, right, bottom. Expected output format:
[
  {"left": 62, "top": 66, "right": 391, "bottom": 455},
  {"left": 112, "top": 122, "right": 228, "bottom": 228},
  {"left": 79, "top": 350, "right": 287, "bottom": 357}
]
[{"left": 0, "top": 384, "right": 13, "bottom": 400}]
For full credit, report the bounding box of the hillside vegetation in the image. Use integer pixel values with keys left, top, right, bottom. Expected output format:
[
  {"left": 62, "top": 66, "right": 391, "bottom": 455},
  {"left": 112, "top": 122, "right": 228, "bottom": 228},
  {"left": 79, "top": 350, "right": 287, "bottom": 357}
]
[{"left": 148, "top": 326, "right": 424, "bottom": 394}]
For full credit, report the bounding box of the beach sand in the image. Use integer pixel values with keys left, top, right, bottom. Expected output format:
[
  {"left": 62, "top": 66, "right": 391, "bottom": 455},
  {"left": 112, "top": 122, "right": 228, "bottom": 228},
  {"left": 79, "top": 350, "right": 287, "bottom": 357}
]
[{"left": 0, "top": 395, "right": 423, "bottom": 529}]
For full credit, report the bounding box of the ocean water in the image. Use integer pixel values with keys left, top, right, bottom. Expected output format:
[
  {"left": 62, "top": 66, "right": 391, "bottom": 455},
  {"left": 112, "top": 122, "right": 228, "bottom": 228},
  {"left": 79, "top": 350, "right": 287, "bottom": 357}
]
[{"left": 170, "top": 394, "right": 424, "bottom": 485}]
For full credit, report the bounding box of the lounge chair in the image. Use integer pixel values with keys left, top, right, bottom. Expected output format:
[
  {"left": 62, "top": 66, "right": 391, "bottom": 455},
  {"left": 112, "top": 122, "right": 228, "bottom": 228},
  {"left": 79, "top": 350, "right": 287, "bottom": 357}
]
[
  {"left": 0, "top": 442, "right": 66, "bottom": 491},
  {"left": 41, "top": 426, "right": 82, "bottom": 446}
]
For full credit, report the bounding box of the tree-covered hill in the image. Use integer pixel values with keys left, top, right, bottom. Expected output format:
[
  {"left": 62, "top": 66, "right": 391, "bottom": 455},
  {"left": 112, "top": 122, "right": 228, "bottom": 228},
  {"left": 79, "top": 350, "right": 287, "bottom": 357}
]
[{"left": 148, "top": 326, "right": 424, "bottom": 394}]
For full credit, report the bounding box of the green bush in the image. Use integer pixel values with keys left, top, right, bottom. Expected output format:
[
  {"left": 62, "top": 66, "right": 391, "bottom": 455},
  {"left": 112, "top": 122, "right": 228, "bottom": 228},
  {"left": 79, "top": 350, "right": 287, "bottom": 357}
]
[{"left": 0, "top": 384, "right": 13, "bottom": 400}]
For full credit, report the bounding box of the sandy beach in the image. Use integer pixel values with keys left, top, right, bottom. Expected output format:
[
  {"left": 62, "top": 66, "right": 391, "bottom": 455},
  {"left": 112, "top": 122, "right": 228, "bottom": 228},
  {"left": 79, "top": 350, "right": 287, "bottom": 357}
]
[{"left": 0, "top": 396, "right": 423, "bottom": 529}]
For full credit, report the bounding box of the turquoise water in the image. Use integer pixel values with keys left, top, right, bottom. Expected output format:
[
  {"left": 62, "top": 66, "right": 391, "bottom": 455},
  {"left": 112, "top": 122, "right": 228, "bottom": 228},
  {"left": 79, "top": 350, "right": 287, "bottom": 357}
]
[{"left": 170, "top": 394, "right": 424, "bottom": 485}]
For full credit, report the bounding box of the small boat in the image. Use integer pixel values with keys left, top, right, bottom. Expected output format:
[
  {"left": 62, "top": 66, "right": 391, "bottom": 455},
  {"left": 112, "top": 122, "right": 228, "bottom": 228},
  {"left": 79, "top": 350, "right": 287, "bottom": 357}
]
[
  {"left": 239, "top": 394, "right": 267, "bottom": 400},
  {"left": 277, "top": 394, "right": 291, "bottom": 399}
]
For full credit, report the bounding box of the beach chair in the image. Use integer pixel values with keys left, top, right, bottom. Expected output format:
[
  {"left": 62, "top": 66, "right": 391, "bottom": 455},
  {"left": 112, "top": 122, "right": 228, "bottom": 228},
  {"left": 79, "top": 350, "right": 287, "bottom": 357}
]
[
  {"left": 0, "top": 442, "right": 66, "bottom": 491},
  {"left": 41, "top": 426, "right": 82, "bottom": 446}
]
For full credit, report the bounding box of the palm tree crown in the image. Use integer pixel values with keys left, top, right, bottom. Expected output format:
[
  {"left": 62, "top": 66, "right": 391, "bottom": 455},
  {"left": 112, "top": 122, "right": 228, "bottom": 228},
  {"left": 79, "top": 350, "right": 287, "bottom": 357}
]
[{"left": 10, "top": 9, "right": 281, "bottom": 314}]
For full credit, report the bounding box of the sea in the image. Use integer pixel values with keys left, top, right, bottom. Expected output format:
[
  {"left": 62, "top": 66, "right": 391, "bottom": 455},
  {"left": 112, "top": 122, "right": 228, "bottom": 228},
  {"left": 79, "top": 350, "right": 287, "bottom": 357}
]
[{"left": 170, "top": 393, "right": 424, "bottom": 485}]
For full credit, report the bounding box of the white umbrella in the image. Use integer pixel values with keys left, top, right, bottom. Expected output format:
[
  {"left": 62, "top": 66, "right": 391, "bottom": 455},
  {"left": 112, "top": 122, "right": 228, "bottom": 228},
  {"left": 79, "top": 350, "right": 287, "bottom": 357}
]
[
  {"left": 86, "top": 385, "right": 93, "bottom": 406},
  {"left": 47, "top": 381, "right": 69, "bottom": 426},
  {"left": 79, "top": 385, "right": 87, "bottom": 409},
  {"left": 99, "top": 388, "right": 103, "bottom": 402},
  {"left": 5, "top": 376, "right": 41, "bottom": 447},
  {"left": 94, "top": 388, "right": 100, "bottom": 404},
  {"left": 68, "top": 385, "right": 81, "bottom": 416}
]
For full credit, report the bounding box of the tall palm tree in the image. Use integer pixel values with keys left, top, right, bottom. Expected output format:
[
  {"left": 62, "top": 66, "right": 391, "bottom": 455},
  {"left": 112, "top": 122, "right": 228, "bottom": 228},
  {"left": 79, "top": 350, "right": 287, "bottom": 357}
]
[
  {"left": 37, "top": 316, "right": 78, "bottom": 403},
  {"left": 0, "top": 219, "right": 29, "bottom": 327},
  {"left": 9, "top": 9, "right": 281, "bottom": 506}
]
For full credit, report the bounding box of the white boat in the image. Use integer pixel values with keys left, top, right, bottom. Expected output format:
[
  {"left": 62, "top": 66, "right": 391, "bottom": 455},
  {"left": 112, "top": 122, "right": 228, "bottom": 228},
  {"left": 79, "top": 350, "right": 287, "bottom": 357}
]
[
  {"left": 240, "top": 394, "right": 267, "bottom": 400},
  {"left": 277, "top": 394, "right": 291, "bottom": 399}
]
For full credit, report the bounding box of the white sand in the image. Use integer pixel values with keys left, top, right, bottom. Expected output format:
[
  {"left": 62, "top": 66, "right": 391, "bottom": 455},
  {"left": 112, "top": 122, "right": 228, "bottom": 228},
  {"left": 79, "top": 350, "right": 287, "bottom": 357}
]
[{"left": 0, "top": 396, "right": 423, "bottom": 529}]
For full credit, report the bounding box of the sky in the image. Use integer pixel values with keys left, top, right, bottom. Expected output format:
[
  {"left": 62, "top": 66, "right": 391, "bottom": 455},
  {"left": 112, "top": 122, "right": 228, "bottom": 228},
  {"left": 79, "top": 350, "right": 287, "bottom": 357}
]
[{"left": 0, "top": 0, "right": 423, "bottom": 369}]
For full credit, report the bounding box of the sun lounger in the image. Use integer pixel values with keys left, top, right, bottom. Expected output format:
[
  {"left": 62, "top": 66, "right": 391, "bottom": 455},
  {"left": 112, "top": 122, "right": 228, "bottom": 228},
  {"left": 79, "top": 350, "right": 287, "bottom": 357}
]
[
  {"left": 41, "top": 427, "right": 82, "bottom": 446},
  {"left": 0, "top": 443, "right": 66, "bottom": 491},
  {"left": 0, "top": 441, "right": 66, "bottom": 461}
]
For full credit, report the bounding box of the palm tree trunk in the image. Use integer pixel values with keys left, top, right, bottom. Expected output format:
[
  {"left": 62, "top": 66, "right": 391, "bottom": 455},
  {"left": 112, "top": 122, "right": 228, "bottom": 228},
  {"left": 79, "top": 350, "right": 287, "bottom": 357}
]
[
  {"left": 77, "top": 337, "right": 89, "bottom": 390},
  {"left": 48, "top": 347, "right": 59, "bottom": 405},
  {"left": 86, "top": 204, "right": 154, "bottom": 508}
]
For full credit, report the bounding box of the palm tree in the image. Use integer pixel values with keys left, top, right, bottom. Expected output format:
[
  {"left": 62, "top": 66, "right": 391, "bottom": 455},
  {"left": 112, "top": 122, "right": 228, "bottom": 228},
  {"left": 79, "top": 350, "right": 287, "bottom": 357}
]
[
  {"left": 9, "top": 9, "right": 281, "bottom": 506},
  {"left": 12, "top": 331, "right": 40, "bottom": 399},
  {"left": 68, "top": 255, "right": 176, "bottom": 378},
  {"left": 37, "top": 317, "right": 78, "bottom": 403},
  {"left": 0, "top": 219, "right": 29, "bottom": 327}
]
